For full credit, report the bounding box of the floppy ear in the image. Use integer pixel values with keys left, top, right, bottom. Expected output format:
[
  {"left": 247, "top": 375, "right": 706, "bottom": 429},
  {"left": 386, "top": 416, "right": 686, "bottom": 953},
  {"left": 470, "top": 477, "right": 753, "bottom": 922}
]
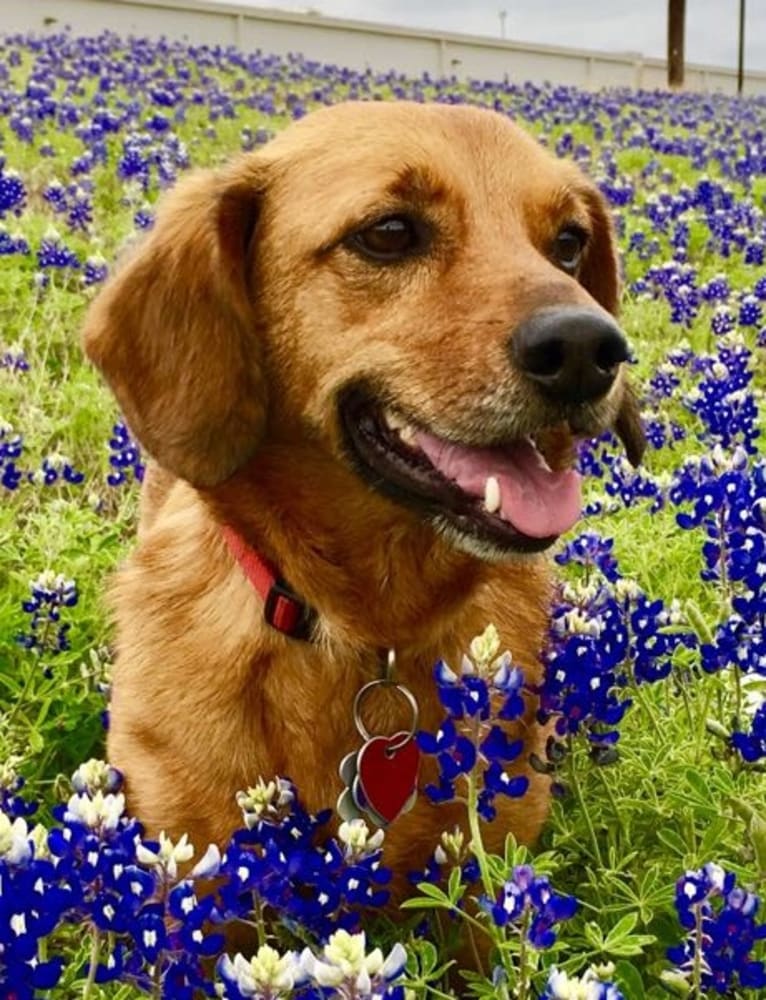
[
  {"left": 83, "top": 159, "right": 267, "bottom": 487},
  {"left": 578, "top": 186, "right": 620, "bottom": 316},
  {"left": 579, "top": 186, "right": 646, "bottom": 467}
]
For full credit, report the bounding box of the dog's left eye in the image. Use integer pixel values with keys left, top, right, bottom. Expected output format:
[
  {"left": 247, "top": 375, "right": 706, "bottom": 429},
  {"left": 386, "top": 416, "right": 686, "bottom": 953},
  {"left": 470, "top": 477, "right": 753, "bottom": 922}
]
[
  {"left": 552, "top": 227, "right": 587, "bottom": 273},
  {"left": 348, "top": 215, "right": 425, "bottom": 262}
]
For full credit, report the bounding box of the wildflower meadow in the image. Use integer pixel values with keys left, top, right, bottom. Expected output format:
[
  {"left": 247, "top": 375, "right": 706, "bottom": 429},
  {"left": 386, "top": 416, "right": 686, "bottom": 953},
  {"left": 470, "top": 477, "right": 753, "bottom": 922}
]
[{"left": 1, "top": 28, "right": 766, "bottom": 1000}]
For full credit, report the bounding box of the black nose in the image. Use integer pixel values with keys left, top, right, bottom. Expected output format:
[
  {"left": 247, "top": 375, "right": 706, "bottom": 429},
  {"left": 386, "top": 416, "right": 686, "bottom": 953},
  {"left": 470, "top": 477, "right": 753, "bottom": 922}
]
[{"left": 511, "top": 307, "right": 630, "bottom": 405}]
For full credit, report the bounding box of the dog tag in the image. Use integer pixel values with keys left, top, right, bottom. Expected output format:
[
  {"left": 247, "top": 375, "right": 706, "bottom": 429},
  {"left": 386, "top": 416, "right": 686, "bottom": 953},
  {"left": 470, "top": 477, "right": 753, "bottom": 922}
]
[
  {"left": 356, "top": 732, "right": 420, "bottom": 826},
  {"left": 337, "top": 750, "right": 364, "bottom": 823},
  {"left": 336, "top": 785, "right": 364, "bottom": 823},
  {"left": 336, "top": 673, "right": 421, "bottom": 830}
]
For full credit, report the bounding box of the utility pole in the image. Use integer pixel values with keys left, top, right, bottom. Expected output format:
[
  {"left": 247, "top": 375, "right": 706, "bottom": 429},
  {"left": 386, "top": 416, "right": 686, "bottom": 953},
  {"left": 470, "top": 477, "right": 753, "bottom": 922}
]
[
  {"left": 667, "top": 0, "right": 686, "bottom": 90},
  {"left": 737, "top": 0, "right": 746, "bottom": 95},
  {"left": 499, "top": 10, "right": 507, "bottom": 39}
]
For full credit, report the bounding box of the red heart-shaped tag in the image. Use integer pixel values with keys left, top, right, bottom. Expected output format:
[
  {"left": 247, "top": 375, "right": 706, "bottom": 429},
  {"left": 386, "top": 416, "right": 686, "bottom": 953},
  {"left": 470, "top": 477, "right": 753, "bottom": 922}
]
[{"left": 357, "top": 733, "right": 420, "bottom": 825}]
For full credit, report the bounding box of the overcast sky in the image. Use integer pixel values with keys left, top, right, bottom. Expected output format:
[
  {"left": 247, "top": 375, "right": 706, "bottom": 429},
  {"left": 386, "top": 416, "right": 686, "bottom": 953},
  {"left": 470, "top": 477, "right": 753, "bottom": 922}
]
[{"left": 241, "top": 1, "right": 766, "bottom": 71}]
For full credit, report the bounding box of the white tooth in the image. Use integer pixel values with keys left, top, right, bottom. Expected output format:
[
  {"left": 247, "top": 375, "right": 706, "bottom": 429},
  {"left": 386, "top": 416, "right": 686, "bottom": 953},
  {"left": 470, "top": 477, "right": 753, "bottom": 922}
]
[
  {"left": 399, "top": 425, "right": 417, "bottom": 447},
  {"left": 484, "top": 476, "right": 501, "bottom": 514}
]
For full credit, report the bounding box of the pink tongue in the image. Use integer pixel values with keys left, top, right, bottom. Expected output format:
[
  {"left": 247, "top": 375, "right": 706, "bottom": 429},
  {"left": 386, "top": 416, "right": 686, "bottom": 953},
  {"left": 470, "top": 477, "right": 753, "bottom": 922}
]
[{"left": 414, "top": 431, "right": 582, "bottom": 539}]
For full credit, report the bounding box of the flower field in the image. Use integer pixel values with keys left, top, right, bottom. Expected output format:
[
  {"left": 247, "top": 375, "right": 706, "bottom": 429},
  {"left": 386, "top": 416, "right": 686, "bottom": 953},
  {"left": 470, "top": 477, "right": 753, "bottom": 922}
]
[{"left": 1, "top": 27, "right": 766, "bottom": 1000}]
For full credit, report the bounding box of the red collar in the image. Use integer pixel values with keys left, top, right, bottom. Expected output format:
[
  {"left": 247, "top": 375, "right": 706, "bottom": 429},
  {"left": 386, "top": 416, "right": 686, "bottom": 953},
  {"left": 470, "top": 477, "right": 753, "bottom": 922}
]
[{"left": 221, "top": 525, "right": 317, "bottom": 641}]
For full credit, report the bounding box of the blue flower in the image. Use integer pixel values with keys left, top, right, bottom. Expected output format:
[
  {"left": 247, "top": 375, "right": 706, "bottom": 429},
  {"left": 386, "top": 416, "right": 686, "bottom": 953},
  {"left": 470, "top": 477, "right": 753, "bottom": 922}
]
[
  {"left": 17, "top": 571, "right": 79, "bottom": 655},
  {"left": 668, "top": 863, "right": 766, "bottom": 994},
  {"left": 0, "top": 167, "right": 26, "bottom": 218},
  {"left": 487, "top": 864, "right": 577, "bottom": 947},
  {"left": 107, "top": 420, "right": 145, "bottom": 486},
  {"left": 417, "top": 628, "right": 531, "bottom": 820},
  {"left": 541, "top": 965, "right": 625, "bottom": 999},
  {"left": 731, "top": 702, "right": 766, "bottom": 762}
]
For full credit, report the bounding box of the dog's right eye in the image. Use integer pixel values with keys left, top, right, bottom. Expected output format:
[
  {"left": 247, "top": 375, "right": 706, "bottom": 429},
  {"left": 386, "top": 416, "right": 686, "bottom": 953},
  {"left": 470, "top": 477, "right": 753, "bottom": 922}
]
[{"left": 347, "top": 215, "right": 425, "bottom": 262}]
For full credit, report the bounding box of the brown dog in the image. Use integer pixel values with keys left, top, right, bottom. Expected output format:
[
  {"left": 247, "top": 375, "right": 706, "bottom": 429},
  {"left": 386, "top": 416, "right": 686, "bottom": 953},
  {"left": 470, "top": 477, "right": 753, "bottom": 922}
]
[{"left": 83, "top": 101, "right": 644, "bottom": 897}]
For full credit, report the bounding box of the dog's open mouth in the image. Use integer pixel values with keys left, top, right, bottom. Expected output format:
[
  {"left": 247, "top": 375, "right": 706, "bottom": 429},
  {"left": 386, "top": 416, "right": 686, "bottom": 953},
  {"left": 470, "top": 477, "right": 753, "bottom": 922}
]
[{"left": 339, "top": 386, "right": 583, "bottom": 554}]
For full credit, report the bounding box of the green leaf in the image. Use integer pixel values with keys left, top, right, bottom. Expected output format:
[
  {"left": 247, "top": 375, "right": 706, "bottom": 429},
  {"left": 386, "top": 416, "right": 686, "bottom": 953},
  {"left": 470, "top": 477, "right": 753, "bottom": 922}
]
[
  {"left": 417, "top": 940, "right": 438, "bottom": 975},
  {"left": 699, "top": 816, "right": 728, "bottom": 858},
  {"left": 447, "top": 864, "right": 465, "bottom": 904},
  {"left": 614, "top": 960, "right": 646, "bottom": 1000},
  {"left": 605, "top": 912, "right": 639, "bottom": 944},
  {"left": 584, "top": 921, "right": 606, "bottom": 950},
  {"left": 399, "top": 898, "right": 451, "bottom": 911},
  {"left": 656, "top": 828, "right": 687, "bottom": 857},
  {"left": 749, "top": 813, "right": 766, "bottom": 875},
  {"left": 412, "top": 881, "right": 451, "bottom": 903}
]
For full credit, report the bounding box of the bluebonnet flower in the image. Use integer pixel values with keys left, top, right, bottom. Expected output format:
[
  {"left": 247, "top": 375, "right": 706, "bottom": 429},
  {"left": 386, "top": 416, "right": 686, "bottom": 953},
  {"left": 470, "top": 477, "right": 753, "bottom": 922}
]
[
  {"left": 134, "top": 207, "right": 155, "bottom": 229},
  {"left": 66, "top": 187, "right": 93, "bottom": 232},
  {"left": 407, "top": 826, "right": 481, "bottom": 889},
  {"left": 541, "top": 964, "right": 625, "bottom": 999},
  {"left": 647, "top": 363, "right": 680, "bottom": 401},
  {"left": 298, "top": 930, "right": 407, "bottom": 999},
  {"left": 118, "top": 136, "right": 151, "bottom": 188},
  {"left": 83, "top": 253, "right": 109, "bottom": 286},
  {"left": 555, "top": 531, "right": 620, "bottom": 581},
  {"left": 0, "top": 767, "right": 38, "bottom": 820},
  {"left": 731, "top": 701, "right": 766, "bottom": 763},
  {"left": 0, "top": 166, "right": 26, "bottom": 218},
  {"left": 417, "top": 626, "right": 530, "bottom": 820},
  {"left": 487, "top": 863, "right": 577, "bottom": 947},
  {"left": 42, "top": 179, "right": 67, "bottom": 214},
  {"left": 640, "top": 260, "right": 700, "bottom": 327},
  {"left": 0, "top": 420, "right": 23, "bottom": 490},
  {"left": 0, "top": 226, "right": 30, "bottom": 256},
  {"left": 671, "top": 450, "right": 765, "bottom": 697},
  {"left": 744, "top": 238, "right": 764, "bottom": 266},
  {"left": 217, "top": 944, "right": 305, "bottom": 998},
  {"left": 603, "top": 456, "right": 665, "bottom": 513},
  {"left": 1, "top": 345, "right": 29, "bottom": 372},
  {"left": 538, "top": 535, "right": 695, "bottom": 750},
  {"left": 682, "top": 336, "right": 759, "bottom": 454},
  {"left": 667, "top": 863, "right": 766, "bottom": 994},
  {"left": 738, "top": 294, "right": 762, "bottom": 327},
  {"left": 216, "top": 778, "right": 390, "bottom": 939},
  {"left": 28, "top": 450, "right": 85, "bottom": 486},
  {"left": 700, "top": 273, "right": 730, "bottom": 302},
  {"left": 710, "top": 305, "right": 735, "bottom": 336},
  {"left": 17, "top": 570, "right": 79, "bottom": 655},
  {"left": 36, "top": 228, "right": 80, "bottom": 270},
  {"left": 108, "top": 420, "right": 145, "bottom": 485},
  {"left": 0, "top": 811, "right": 65, "bottom": 997}
]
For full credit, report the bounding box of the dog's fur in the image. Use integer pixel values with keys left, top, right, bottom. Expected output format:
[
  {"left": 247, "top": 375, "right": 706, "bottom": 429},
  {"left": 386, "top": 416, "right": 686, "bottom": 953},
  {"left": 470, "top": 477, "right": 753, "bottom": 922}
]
[{"left": 83, "top": 102, "right": 643, "bottom": 897}]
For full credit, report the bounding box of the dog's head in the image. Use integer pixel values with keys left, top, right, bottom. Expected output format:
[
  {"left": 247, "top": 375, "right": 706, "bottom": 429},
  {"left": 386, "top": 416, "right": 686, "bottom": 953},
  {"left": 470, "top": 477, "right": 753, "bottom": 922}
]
[{"left": 84, "top": 101, "right": 644, "bottom": 560}]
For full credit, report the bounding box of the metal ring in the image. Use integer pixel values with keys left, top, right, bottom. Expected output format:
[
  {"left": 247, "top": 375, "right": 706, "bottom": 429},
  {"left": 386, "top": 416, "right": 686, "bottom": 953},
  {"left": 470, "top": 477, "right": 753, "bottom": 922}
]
[
  {"left": 386, "top": 648, "right": 396, "bottom": 681},
  {"left": 353, "top": 679, "right": 419, "bottom": 751}
]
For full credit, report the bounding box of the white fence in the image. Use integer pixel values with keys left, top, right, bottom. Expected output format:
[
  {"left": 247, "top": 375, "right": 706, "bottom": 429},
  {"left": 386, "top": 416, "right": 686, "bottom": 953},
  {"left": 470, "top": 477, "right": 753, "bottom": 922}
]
[{"left": 4, "top": 0, "right": 766, "bottom": 95}]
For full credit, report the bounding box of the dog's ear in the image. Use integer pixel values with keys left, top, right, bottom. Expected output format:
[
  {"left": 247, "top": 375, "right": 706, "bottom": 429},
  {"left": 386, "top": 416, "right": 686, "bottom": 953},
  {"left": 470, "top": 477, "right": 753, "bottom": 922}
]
[
  {"left": 579, "top": 185, "right": 646, "bottom": 467},
  {"left": 83, "top": 159, "right": 267, "bottom": 487},
  {"left": 578, "top": 186, "right": 620, "bottom": 317}
]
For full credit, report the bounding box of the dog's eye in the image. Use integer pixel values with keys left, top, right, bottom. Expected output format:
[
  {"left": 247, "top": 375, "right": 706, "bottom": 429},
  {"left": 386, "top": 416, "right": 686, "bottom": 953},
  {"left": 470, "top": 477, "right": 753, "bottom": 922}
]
[
  {"left": 348, "top": 215, "right": 424, "bottom": 262},
  {"left": 552, "top": 227, "right": 587, "bottom": 273}
]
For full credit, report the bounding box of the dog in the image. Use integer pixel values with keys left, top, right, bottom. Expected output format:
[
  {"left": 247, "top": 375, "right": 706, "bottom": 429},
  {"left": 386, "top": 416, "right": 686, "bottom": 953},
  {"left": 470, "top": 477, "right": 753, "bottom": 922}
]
[{"left": 83, "top": 101, "right": 644, "bottom": 900}]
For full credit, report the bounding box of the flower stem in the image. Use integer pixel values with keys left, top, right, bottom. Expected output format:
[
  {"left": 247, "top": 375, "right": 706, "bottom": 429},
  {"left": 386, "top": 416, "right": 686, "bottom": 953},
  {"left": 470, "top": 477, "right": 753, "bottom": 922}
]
[
  {"left": 465, "top": 769, "right": 494, "bottom": 901},
  {"left": 466, "top": 921, "right": 487, "bottom": 977},
  {"left": 517, "top": 911, "right": 531, "bottom": 1000},
  {"left": 254, "top": 893, "right": 267, "bottom": 949},
  {"left": 595, "top": 766, "right": 626, "bottom": 845},
  {"left": 82, "top": 927, "right": 100, "bottom": 1000},
  {"left": 566, "top": 738, "right": 605, "bottom": 873}
]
